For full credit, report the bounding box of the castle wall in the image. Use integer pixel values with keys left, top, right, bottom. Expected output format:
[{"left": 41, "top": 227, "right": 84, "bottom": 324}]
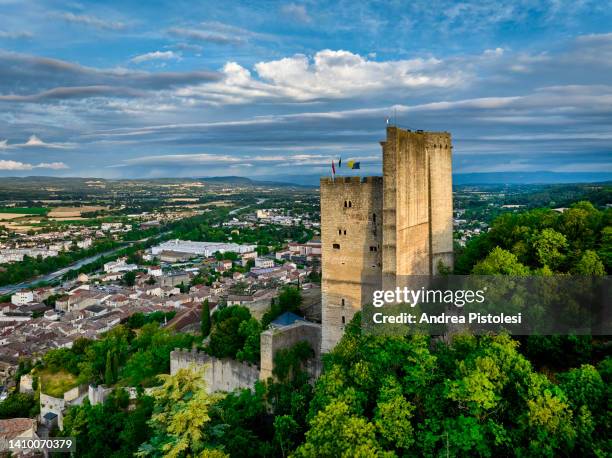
[
  {"left": 260, "top": 321, "right": 322, "bottom": 380},
  {"left": 320, "top": 176, "right": 383, "bottom": 353},
  {"left": 170, "top": 349, "right": 260, "bottom": 393}
]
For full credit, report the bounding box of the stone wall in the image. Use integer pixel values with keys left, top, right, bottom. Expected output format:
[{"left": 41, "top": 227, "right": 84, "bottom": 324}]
[
  {"left": 260, "top": 321, "right": 322, "bottom": 380},
  {"left": 170, "top": 349, "right": 260, "bottom": 393},
  {"left": 88, "top": 384, "right": 113, "bottom": 406}
]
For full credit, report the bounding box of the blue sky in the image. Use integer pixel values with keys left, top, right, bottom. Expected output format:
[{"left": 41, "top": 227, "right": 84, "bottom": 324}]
[{"left": 0, "top": 0, "right": 611, "bottom": 179}]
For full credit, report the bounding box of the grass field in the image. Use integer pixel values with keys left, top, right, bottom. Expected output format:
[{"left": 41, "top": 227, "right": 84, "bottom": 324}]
[
  {"left": 0, "top": 207, "right": 48, "bottom": 215},
  {"left": 39, "top": 369, "right": 78, "bottom": 398}
]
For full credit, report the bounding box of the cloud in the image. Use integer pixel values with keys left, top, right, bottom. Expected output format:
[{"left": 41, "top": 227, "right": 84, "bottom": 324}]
[
  {"left": 177, "top": 49, "right": 465, "bottom": 104},
  {"left": 0, "top": 135, "right": 74, "bottom": 149},
  {"left": 131, "top": 51, "right": 181, "bottom": 64},
  {"left": 167, "top": 27, "right": 244, "bottom": 45},
  {"left": 0, "top": 160, "right": 68, "bottom": 170},
  {"left": 56, "top": 12, "right": 126, "bottom": 31},
  {"left": 0, "top": 51, "right": 220, "bottom": 102},
  {"left": 281, "top": 3, "right": 311, "bottom": 23},
  {"left": 0, "top": 85, "right": 144, "bottom": 102},
  {"left": 0, "top": 30, "right": 32, "bottom": 39}
]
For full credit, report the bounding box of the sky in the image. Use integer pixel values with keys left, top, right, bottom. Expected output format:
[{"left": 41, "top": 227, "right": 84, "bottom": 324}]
[{"left": 0, "top": 0, "right": 611, "bottom": 180}]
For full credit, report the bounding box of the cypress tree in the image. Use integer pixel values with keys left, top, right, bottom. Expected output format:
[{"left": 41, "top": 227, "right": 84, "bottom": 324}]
[
  {"left": 104, "top": 350, "right": 114, "bottom": 386},
  {"left": 201, "top": 299, "right": 211, "bottom": 338}
]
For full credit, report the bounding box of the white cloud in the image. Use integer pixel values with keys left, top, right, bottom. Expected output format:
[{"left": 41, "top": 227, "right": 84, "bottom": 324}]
[
  {"left": 0, "top": 30, "right": 32, "bottom": 39},
  {"left": 131, "top": 51, "right": 181, "bottom": 64},
  {"left": 281, "top": 3, "right": 311, "bottom": 23},
  {"left": 0, "top": 135, "right": 74, "bottom": 149},
  {"left": 57, "top": 12, "right": 126, "bottom": 31},
  {"left": 0, "top": 160, "right": 68, "bottom": 170},
  {"left": 177, "top": 49, "right": 465, "bottom": 104}
]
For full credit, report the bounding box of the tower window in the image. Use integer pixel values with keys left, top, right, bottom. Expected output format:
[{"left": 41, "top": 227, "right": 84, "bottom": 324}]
[
  {"left": 369, "top": 246, "right": 377, "bottom": 252},
  {"left": 343, "top": 230, "right": 346, "bottom": 235},
  {"left": 341, "top": 298, "right": 345, "bottom": 307},
  {"left": 372, "top": 213, "right": 376, "bottom": 223},
  {"left": 343, "top": 200, "right": 347, "bottom": 208},
  {"left": 333, "top": 243, "right": 340, "bottom": 249},
  {"left": 341, "top": 316, "right": 346, "bottom": 324},
  {"left": 338, "top": 229, "right": 342, "bottom": 235},
  {"left": 348, "top": 201, "right": 352, "bottom": 208}
]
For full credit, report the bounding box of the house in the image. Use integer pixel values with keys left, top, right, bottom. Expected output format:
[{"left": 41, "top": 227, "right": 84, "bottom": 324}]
[
  {"left": 103, "top": 257, "right": 137, "bottom": 274},
  {"left": 0, "top": 418, "right": 38, "bottom": 446},
  {"left": 10, "top": 291, "right": 33, "bottom": 306},
  {"left": 147, "top": 265, "right": 163, "bottom": 277},
  {"left": 216, "top": 260, "right": 233, "bottom": 272},
  {"left": 255, "top": 257, "right": 275, "bottom": 268},
  {"left": 159, "top": 271, "right": 190, "bottom": 288},
  {"left": 227, "top": 295, "right": 254, "bottom": 306}
]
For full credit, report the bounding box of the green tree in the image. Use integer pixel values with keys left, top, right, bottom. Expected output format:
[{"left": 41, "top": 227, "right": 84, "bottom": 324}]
[
  {"left": 532, "top": 228, "right": 567, "bottom": 270},
  {"left": 201, "top": 299, "right": 211, "bottom": 338},
  {"left": 104, "top": 350, "right": 114, "bottom": 386},
  {"left": 572, "top": 250, "right": 605, "bottom": 275},
  {"left": 293, "top": 401, "right": 389, "bottom": 458},
  {"left": 123, "top": 270, "right": 136, "bottom": 287},
  {"left": 137, "top": 367, "right": 224, "bottom": 458},
  {"left": 472, "top": 247, "right": 530, "bottom": 275}
]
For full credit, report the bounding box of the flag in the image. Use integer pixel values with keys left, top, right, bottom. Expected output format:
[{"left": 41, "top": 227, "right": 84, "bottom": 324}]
[
  {"left": 331, "top": 160, "right": 336, "bottom": 176},
  {"left": 347, "top": 160, "right": 361, "bottom": 170},
  {"left": 338, "top": 157, "right": 342, "bottom": 168}
]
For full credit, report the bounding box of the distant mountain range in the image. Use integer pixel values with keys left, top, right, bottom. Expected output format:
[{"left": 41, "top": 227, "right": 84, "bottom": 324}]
[
  {"left": 1, "top": 172, "right": 610, "bottom": 188},
  {"left": 251, "top": 171, "right": 612, "bottom": 186}
]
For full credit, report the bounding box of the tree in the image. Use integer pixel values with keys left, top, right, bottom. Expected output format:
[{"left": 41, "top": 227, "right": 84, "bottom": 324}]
[
  {"left": 472, "top": 247, "right": 530, "bottom": 275},
  {"left": 201, "top": 299, "right": 211, "bottom": 338},
  {"left": 123, "top": 270, "right": 136, "bottom": 287},
  {"left": 235, "top": 318, "right": 262, "bottom": 364},
  {"left": 104, "top": 350, "right": 114, "bottom": 386},
  {"left": 137, "top": 367, "right": 224, "bottom": 458},
  {"left": 274, "top": 415, "right": 299, "bottom": 458},
  {"left": 532, "top": 228, "right": 567, "bottom": 270},
  {"left": 293, "top": 401, "right": 389, "bottom": 457},
  {"left": 207, "top": 306, "right": 253, "bottom": 359},
  {"left": 572, "top": 250, "right": 605, "bottom": 275}
]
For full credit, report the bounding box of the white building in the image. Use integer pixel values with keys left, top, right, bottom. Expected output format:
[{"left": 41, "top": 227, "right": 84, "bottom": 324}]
[
  {"left": 151, "top": 240, "right": 257, "bottom": 257},
  {"left": 147, "top": 266, "right": 163, "bottom": 277},
  {"left": 255, "top": 257, "right": 275, "bottom": 268},
  {"left": 11, "top": 291, "right": 34, "bottom": 306},
  {"left": 103, "top": 258, "right": 138, "bottom": 273}
]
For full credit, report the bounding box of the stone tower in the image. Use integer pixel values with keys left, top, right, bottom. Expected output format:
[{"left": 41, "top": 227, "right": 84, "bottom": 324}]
[{"left": 320, "top": 126, "right": 453, "bottom": 352}]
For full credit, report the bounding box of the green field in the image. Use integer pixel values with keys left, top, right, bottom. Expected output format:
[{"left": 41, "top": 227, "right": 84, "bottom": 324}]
[{"left": 0, "top": 207, "right": 49, "bottom": 215}]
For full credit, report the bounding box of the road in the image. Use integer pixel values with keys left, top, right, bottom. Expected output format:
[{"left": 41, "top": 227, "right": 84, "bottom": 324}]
[{"left": 229, "top": 198, "right": 266, "bottom": 215}]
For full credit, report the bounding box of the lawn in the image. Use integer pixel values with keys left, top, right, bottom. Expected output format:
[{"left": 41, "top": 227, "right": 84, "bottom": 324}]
[{"left": 38, "top": 369, "right": 78, "bottom": 398}]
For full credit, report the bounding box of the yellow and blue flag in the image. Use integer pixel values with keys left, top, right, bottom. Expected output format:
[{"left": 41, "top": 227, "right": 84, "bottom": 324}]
[{"left": 347, "top": 160, "right": 361, "bottom": 170}]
